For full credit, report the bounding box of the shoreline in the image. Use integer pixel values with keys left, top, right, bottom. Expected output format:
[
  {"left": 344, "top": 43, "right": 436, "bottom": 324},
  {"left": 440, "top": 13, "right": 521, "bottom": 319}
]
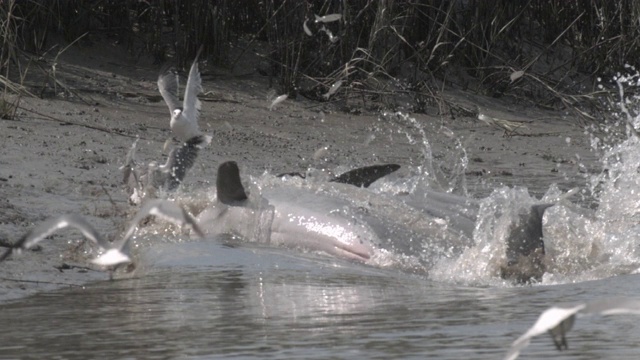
[{"left": 0, "top": 43, "right": 600, "bottom": 302}]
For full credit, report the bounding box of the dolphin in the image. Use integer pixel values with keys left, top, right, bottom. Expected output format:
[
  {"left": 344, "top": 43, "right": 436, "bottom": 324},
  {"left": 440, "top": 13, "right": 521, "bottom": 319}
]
[
  {"left": 197, "top": 161, "right": 379, "bottom": 261},
  {"left": 197, "top": 161, "right": 553, "bottom": 283}
]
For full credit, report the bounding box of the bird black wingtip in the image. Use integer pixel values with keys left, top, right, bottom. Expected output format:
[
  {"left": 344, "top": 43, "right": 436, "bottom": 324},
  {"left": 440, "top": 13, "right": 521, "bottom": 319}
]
[
  {"left": 0, "top": 247, "right": 13, "bottom": 262},
  {"left": 185, "top": 135, "right": 207, "bottom": 147},
  {"left": 194, "top": 44, "right": 204, "bottom": 61},
  {"left": 0, "top": 233, "right": 29, "bottom": 262}
]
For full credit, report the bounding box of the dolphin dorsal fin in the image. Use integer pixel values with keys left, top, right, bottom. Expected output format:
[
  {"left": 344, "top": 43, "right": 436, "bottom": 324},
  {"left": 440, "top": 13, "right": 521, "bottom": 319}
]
[
  {"left": 533, "top": 203, "right": 554, "bottom": 219},
  {"left": 217, "top": 161, "right": 248, "bottom": 205},
  {"left": 330, "top": 164, "right": 400, "bottom": 188},
  {"left": 501, "top": 203, "right": 555, "bottom": 284}
]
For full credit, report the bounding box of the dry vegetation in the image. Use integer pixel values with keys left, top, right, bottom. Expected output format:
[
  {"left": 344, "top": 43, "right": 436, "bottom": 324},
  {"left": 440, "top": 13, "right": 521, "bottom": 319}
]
[{"left": 1, "top": 0, "right": 639, "bottom": 122}]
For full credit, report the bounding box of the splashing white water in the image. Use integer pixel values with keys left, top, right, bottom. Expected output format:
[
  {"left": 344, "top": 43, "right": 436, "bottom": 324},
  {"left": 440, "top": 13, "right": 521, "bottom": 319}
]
[
  {"left": 538, "top": 71, "right": 640, "bottom": 283},
  {"left": 131, "top": 91, "right": 640, "bottom": 286}
]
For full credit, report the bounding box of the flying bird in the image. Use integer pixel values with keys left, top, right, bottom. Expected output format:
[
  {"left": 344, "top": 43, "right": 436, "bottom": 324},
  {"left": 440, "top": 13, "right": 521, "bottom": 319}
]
[
  {"left": 269, "top": 94, "right": 288, "bottom": 111},
  {"left": 322, "top": 80, "right": 343, "bottom": 99},
  {"left": 157, "top": 46, "right": 212, "bottom": 144},
  {"left": 314, "top": 13, "right": 342, "bottom": 23},
  {"left": 0, "top": 200, "right": 204, "bottom": 279},
  {"left": 504, "top": 297, "right": 640, "bottom": 360}
]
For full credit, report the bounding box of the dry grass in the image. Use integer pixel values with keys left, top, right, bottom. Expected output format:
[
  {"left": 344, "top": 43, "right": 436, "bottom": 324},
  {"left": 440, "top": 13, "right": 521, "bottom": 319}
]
[{"left": 1, "top": 0, "right": 638, "bottom": 123}]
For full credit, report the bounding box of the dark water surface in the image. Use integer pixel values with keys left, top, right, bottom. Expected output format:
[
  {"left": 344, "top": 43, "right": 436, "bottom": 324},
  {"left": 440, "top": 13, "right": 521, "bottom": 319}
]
[{"left": 1, "top": 241, "right": 640, "bottom": 359}]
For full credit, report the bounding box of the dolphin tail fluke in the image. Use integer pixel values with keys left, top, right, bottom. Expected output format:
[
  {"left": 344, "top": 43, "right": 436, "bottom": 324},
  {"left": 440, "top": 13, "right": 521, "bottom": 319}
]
[
  {"left": 217, "top": 161, "right": 249, "bottom": 205},
  {"left": 501, "top": 203, "right": 554, "bottom": 284},
  {"left": 330, "top": 164, "right": 401, "bottom": 188}
]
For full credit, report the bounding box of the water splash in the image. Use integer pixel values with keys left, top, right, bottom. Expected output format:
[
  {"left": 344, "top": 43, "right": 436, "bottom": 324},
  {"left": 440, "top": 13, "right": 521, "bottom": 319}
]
[
  {"left": 539, "top": 70, "right": 640, "bottom": 283},
  {"left": 428, "top": 186, "right": 540, "bottom": 286},
  {"left": 380, "top": 111, "right": 470, "bottom": 194},
  {"left": 133, "top": 87, "right": 640, "bottom": 286}
]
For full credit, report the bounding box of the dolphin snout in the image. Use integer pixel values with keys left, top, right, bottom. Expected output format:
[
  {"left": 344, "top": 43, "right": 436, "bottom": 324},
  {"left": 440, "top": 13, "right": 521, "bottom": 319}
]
[{"left": 331, "top": 240, "right": 373, "bottom": 262}]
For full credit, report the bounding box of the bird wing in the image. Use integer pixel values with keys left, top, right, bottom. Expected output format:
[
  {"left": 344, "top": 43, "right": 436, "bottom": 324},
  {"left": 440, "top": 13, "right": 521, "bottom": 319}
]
[
  {"left": 116, "top": 199, "right": 204, "bottom": 250},
  {"left": 91, "top": 248, "right": 131, "bottom": 267},
  {"left": 504, "top": 304, "right": 584, "bottom": 360},
  {"left": 161, "top": 146, "right": 179, "bottom": 190},
  {"left": 120, "top": 138, "right": 142, "bottom": 189},
  {"left": 147, "top": 200, "right": 205, "bottom": 238},
  {"left": 182, "top": 47, "right": 204, "bottom": 125},
  {"left": 505, "top": 297, "right": 640, "bottom": 360},
  {"left": 583, "top": 297, "right": 640, "bottom": 315},
  {"left": 165, "top": 136, "right": 205, "bottom": 191},
  {"left": 157, "top": 67, "right": 181, "bottom": 115},
  {"left": 1, "top": 215, "right": 108, "bottom": 261}
]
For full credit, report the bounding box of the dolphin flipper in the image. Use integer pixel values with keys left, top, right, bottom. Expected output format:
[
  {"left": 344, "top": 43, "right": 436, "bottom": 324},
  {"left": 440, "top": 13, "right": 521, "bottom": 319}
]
[
  {"left": 330, "top": 164, "right": 401, "bottom": 188},
  {"left": 501, "top": 203, "right": 554, "bottom": 284},
  {"left": 217, "top": 161, "right": 249, "bottom": 205}
]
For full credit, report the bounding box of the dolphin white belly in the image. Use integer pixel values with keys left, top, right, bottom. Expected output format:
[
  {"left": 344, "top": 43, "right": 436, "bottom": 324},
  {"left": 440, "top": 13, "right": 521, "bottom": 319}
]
[{"left": 265, "top": 187, "right": 376, "bottom": 261}]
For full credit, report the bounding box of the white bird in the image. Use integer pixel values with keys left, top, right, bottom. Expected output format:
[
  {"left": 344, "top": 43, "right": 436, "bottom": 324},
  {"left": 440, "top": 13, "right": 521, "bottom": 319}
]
[
  {"left": 318, "top": 25, "right": 339, "bottom": 43},
  {"left": 314, "top": 13, "right": 342, "bottom": 23},
  {"left": 322, "top": 80, "right": 343, "bottom": 99},
  {"left": 269, "top": 94, "right": 288, "bottom": 111},
  {"left": 303, "top": 19, "right": 313, "bottom": 36},
  {"left": 0, "top": 200, "right": 205, "bottom": 279},
  {"left": 504, "top": 297, "right": 640, "bottom": 360},
  {"left": 157, "top": 47, "right": 212, "bottom": 144}
]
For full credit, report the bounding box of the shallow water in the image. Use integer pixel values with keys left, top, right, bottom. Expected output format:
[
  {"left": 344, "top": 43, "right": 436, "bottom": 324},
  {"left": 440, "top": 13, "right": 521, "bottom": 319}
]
[
  {"left": 1, "top": 240, "right": 640, "bottom": 359},
  {"left": 3, "top": 101, "right": 640, "bottom": 360}
]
